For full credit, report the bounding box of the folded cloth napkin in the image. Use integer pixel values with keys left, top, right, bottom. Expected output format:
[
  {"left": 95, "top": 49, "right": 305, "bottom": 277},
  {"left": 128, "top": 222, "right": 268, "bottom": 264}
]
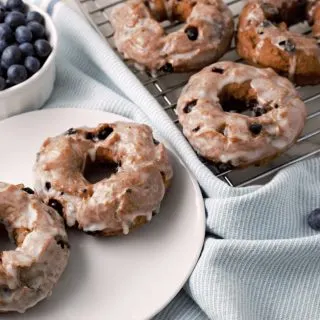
[{"left": 29, "top": 1, "right": 320, "bottom": 319}]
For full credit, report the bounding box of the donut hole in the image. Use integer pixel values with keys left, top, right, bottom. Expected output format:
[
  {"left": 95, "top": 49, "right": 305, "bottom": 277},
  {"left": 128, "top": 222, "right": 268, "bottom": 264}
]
[
  {"left": 144, "top": 0, "right": 199, "bottom": 48},
  {"left": 146, "top": 0, "right": 195, "bottom": 23},
  {"left": 255, "top": 1, "right": 311, "bottom": 46},
  {"left": 83, "top": 156, "right": 120, "bottom": 184},
  {"left": 218, "top": 81, "right": 257, "bottom": 115},
  {"left": 0, "top": 224, "right": 16, "bottom": 251},
  {"left": 218, "top": 94, "right": 250, "bottom": 114},
  {"left": 260, "top": 1, "right": 307, "bottom": 26},
  {"left": 218, "top": 81, "right": 273, "bottom": 117}
]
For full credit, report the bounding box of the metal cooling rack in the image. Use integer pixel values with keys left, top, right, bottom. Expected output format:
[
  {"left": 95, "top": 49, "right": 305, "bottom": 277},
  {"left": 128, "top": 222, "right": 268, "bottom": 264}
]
[{"left": 75, "top": 0, "right": 320, "bottom": 187}]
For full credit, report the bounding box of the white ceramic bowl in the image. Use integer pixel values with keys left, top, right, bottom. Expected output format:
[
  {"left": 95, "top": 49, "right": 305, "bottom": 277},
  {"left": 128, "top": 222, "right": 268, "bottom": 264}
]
[{"left": 0, "top": 3, "right": 57, "bottom": 120}]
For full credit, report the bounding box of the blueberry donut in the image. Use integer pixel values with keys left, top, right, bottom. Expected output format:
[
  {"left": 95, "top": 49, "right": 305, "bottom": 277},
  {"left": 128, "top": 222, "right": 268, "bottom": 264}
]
[
  {"left": 0, "top": 183, "right": 69, "bottom": 313},
  {"left": 33, "top": 122, "right": 173, "bottom": 236},
  {"left": 176, "top": 61, "right": 307, "bottom": 167},
  {"left": 237, "top": 0, "right": 320, "bottom": 85},
  {"left": 110, "top": 0, "right": 234, "bottom": 73}
]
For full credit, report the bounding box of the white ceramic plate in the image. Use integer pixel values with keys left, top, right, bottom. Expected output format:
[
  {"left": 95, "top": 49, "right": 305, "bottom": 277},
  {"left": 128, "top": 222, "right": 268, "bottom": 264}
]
[{"left": 0, "top": 108, "right": 205, "bottom": 320}]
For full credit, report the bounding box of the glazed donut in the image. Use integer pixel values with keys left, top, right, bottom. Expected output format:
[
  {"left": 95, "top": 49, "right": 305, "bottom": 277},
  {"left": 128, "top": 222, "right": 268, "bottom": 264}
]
[
  {"left": 0, "top": 183, "right": 69, "bottom": 313},
  {"left": 110, "top": 0, "right": 234, "bottom": 73},
  {"left": 176, "top": 61, "right": 307, "bottom": 167},
  {"left": 237, "top": 0, "right": 320, "bottom": 85},
  {"left": 33, "top": 122, "right": 173, "bottom": 236}
]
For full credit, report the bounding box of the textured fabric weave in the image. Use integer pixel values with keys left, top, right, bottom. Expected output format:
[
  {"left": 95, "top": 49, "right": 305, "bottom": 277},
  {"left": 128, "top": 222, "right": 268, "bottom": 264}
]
[{"left": 29, "top": 2, "right": 320, "bottom": 319}]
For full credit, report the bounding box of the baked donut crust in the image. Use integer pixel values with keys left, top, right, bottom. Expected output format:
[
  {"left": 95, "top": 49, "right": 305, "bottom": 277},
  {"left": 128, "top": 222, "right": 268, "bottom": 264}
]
[
  {"left": 110, "top": 0, "right": 234, "bottom": 73},
  {"left": 237, "top": 0, "right": 320, "bottom": 85},
  {"left": 0, "top": 183, "right": 69, "bottom": 313},
  {"left": 176, "top": 61, "right": 307, "bottom": 167},
  {"left": 33, "top": 122, "right": 173, "bottom": 236}
]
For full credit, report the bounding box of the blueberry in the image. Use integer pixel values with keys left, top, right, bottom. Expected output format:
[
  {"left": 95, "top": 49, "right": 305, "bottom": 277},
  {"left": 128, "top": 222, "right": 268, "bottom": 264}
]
[
  {"left": 247, "top": 100, "right": 265, "bottom": 116},
  {"left": 56, "top": 239, "right": 70, "bottom": 249},
  {"left": 19, "top": 42, "right": 34, "bottom": 56},
  {"left": 6, "top": 0, "right": 25, "bottom": 12},
  {"left": 252, "top": 106, "right": 266, "bottom": 117},
  {"left": 278, "top": 39, "right": 296, "bottom": 53},
  {"left": 5, "top": 11, "right": 25, "bottom": 29},
  {"left": 97, "top": 127, "right": 113, "bottom": 140},
  {"left": 0, "top": 39, "right": 8, "bottom": 53},
  {"left": 183, "top": 100, "right": 197, "bottom": 113},
  {"left": 7, "top": 64, "right": 27, "bottom": 84},
  {"left": 249, "top": 123, "right": 263, "bottom": 135},
  {"left": 24, "top": 56, "right": 40, "bottom": 74},
  {"left": 308, "top": 208, "right": 320, "bottom": 230},
  {"left": 10, "top": 6, "right": 25, "bottom": 13},
  {"left": 22, "top": 187, "right": 34, "bottom": 194},
  {"left": 192, "top": 126, "right": 200, "bottom": 132},
  {"left": 185, "top": 26, "right": 198, "bottom": 41},
  {"left": 217, "top": 161, "right": 234, "bottom": 172},
  {"left": 1, "top": 45, "right": 22, "bottom": 68},
  {"left": 212, "top": 67, "right": 224, "bottom": 74},
  {"left": 34, "top": 39, "right": 51, "bottom": 58},
  {"left": 65, "top": 128, "right": 77, "bottom": 135},
  {"left": 161, "top": 62, "right": 173, "bottom": 73},
  {"left": 26, "top": 11, "right": 44, "bottom": 24},
  {"left": 5, "top": 80, "right": 14, "bottom": 88},
  {"left": 15, "top": 25, "right": 32, "bottom": 43},
  {"left": 0, "top": 76, "right": 5, "bottom": 90},
  {"left": 48, "top": 199, "right": 63, "bottom": 216},
  {"left": 27, "top": 21, "right": 44, "bottom": 39},
  {"left": 0, "top": 4, "right": 5, "bottom": 23},
  {"left": 0, "top": 23, "right": 13, "bottom": 41},
  {"left": 153, "top": 137, "right": 159, "bottom": 145}
]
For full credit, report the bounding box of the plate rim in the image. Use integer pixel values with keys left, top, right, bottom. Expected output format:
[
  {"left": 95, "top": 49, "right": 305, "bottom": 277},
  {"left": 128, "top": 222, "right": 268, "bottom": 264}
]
[{"left": 0, "top": 107, "right": 206, "bottom": 319}]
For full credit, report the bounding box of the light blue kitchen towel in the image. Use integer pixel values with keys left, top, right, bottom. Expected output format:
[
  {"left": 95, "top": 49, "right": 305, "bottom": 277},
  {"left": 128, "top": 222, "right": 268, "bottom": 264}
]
[{"left": 30, "top": 1, "right": 320, "bottom": 319}]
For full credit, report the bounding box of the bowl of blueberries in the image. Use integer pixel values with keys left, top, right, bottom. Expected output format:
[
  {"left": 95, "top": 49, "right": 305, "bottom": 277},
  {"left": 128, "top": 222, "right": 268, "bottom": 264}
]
[{"left": 0, "top": 0, "right": 57, "bottom": 119}]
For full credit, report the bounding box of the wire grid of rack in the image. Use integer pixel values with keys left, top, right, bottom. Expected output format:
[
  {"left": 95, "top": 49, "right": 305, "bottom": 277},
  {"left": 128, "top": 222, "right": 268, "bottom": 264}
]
[{"left": 75, "top": 0, "right": 320, "bottom": 187}]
